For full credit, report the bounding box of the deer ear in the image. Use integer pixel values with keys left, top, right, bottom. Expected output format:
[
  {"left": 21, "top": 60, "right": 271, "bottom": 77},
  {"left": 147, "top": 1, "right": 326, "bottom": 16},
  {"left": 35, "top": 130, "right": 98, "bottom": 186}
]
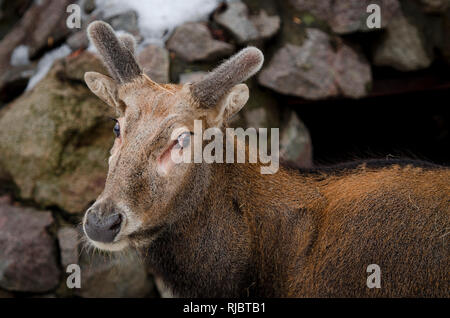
[
  {"left": 84, "top": 72, "right": 125, "bottom": 113},
  {"left": 222, "top": 84, "right": 249, "bottom": 122},
  {"left": 205, "top": 83, "right": 249, "bottom": 126}
]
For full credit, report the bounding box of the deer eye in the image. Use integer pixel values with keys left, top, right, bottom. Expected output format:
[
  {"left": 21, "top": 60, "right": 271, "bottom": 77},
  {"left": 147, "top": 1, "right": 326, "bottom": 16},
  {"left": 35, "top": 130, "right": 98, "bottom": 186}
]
[
  {"left": 113, "top": 121, "right": 120, "bottom": 138},
  {"left": 176, "top": 132, "right": 191, "bottom": 148}
]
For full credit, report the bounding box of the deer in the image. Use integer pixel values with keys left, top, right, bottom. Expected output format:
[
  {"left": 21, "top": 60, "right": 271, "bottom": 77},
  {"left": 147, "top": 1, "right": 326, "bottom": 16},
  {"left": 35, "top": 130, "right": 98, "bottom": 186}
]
[{"left": 82, "top": 21, "right": 449, "bottom": 297}]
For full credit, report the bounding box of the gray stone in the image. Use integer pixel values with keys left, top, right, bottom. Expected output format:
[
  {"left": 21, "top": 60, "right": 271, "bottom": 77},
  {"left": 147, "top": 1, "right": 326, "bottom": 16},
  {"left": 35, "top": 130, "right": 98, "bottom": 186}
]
[
  {"left": 76, "top": 250, "right": 152, "bottom": 298},
  {"left": 0, "top": 51, "right": 115, "bottom": 214},
  {"left": 289, "top": 0, "right": 401, "bottom": 34},
  {"left": 259, "top": 28, "right": 372, "bottom": 100},
  {"left": 66, "top": 31, "right": 89, "bottom": 51},
  {"left": 373, "top": 13, "right": 433, "bottom": 71},
  {"left": 334, "top": 45, "right": 372, "bottom": 98},
  {"left": 0, "top": 203, "right": 60, "bottom": 292},
  {"left": 137, "top": 45, "right": 170, "bottom": 83},
  {"left": 250, "top": 10, "right": 280, "bottom": 41},
  {"left": 259, "top": 29, "right": 338, "bottom": 100},
  {"left": 106, "top": 10, "right": 139, "bottom": 36},
  {"left": 280, "top": 111, "right": 313, "bottom": 168},
  {"left": 214, "top": 2, "right": 280, "bottom": 43},
  {"left": 83, "top": 0, "right": 96, "bottom": 14},
  {"left": 57, "top": 227, "right": 79, "bottom": 268},
  {"left": 215, "top": 2, "right": 259, "bottom": 43},
  {"left": 167, "top": 22, "right": 234, "bottom": 63}
]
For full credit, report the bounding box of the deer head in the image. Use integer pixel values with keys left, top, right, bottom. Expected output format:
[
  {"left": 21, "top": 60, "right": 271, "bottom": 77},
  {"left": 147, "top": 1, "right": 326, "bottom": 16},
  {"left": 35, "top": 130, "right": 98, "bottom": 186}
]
[{"left": 82, "top": 21, "right": 263, "bottom": 251}]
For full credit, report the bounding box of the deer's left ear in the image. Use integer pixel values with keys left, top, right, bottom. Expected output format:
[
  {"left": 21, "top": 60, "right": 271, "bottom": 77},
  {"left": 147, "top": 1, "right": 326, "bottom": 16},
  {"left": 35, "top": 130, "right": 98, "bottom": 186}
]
[
  {"left": 84, "top": 72, "right": 125, "bottom": 114},
  {"left": 215, "top": 83, "right": 249, "bottom": 125}
]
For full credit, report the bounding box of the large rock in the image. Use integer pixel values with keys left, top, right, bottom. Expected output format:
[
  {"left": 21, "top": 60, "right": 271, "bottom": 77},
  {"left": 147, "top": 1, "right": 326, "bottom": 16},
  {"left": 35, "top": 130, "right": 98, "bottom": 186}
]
[
  {"left": 214, "top": 2, "right": 280, "bottom": 44},
  {"left": 0, "top": 51, "right": 115, "bottom": 214},
  {"left": 373, "top": 13, "right": 433, "bottom": 71},
  {"left": 137, "top": 45, "right": 170, "bottom": 83},
  {"left": 289, "top": 0, "right": 401, "bottom": 34},
  {"left": 0, "top": 203, "right": 60, "bottom": 292},
  {"left": 258, "top": 29, "right": 371, "bottom": 100},
  {"left": 167, "top": 22, "right": 234, "bottom": 63},
  {"left": 75, "top": 250, "right": 153, "bottom": 298}
]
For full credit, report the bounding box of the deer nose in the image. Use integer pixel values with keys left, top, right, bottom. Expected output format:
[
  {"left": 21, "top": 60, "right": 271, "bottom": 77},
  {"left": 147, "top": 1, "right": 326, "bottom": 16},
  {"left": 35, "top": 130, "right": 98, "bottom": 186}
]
[{"left": 84, "top": 211, "right": 123, "bottom": 243}]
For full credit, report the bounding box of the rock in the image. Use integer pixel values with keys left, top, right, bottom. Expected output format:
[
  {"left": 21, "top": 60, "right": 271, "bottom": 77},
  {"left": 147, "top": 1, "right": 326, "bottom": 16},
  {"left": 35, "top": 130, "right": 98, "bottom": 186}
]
[
  {"left": 0, "top": 203, "right": 60, "bottom": 292},
  {"left": 250, "top": 10, "right": 281, "bottom": 41},
  {"left": 66, "top": 31, "right": 90, "bottom": 51},
  {"left": 167, "top": 22, "right": 234, "bottom": 63},
  {"left": 105, "top": 10, "right": 140, "bottom": 36},
  {"left": 214, "top": 2, "right": 280, "bottom": 44},
  {"left": 259, "top": 30, "right": 338, "bottom": 99},
  {"left": 289, "top": 0, "right": 401, "bottom": 34},
  {"left": 215, "top": 2, "right": 259, "bottom": 43},
  {"left": 0, "top": 0, "right": 33, "bottom": 40},
  {"left": 137, "top": 45, "right": 170, "bottom": 83},
  {"left": 0, "top": 0, "right": 72, "bottom": 68},
  {"left": 178, "top": 71, "right": 207, "bottom": 84},
  {"left": 280, "top": 111, "right": 313, "bottom": 168},
  {"left": 0, "top": 51, "right": 115, "bottom": 214},
  {"left": 82, "top": 0, "right": 96, "bottom": 14},
  {"left": 57, "top": 227, "right": 79, "bottom": 268},
  {"left": 76, "top": 250, "right": 152, "bottom": 298},
  {"left": 0, "top": 194, "right": 12, "bottom": 205},
  {"left": 333, "top": 45, "right": 372, "bottom": 98},
  {"left": 373, "top": 13, "right": 433, "bottom": 71},
  {"left": 259, "top": 28, "right": 371, "bottom": 100}
]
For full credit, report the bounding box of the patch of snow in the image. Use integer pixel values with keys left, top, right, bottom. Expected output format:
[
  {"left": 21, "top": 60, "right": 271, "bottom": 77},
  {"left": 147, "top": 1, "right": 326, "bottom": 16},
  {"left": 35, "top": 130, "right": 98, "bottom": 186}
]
[
  {"left": 10, "top": 45, "right": 30, "bottom": 67},
  {"left": 94, "top": 0, "right": 230, "bottom": 46},
  {"left": 26, "top": 45, "right": 72, "bottom": 91}
]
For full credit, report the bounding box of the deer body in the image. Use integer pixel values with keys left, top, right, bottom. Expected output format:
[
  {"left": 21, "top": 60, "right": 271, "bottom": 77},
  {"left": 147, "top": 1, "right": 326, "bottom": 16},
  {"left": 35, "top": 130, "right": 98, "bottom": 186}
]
[
  {"left": 144, "top": 160, "right": 449, "bottom": 297},
  {"left": 82, "top": 22, "right": 449, "bottom": 297}
]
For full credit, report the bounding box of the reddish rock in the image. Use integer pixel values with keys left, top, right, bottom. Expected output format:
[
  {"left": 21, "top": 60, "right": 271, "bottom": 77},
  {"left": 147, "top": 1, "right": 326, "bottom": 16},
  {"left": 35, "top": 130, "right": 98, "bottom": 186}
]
[{"left": 0, "top": 203, "right": 60, "bottom": 292}]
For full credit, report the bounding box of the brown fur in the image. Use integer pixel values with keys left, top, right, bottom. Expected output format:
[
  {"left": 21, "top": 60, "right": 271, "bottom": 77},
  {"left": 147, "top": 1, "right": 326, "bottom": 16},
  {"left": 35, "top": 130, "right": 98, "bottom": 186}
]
[{"left": 83, "top": 22, "right": 450, "bottom": 297}]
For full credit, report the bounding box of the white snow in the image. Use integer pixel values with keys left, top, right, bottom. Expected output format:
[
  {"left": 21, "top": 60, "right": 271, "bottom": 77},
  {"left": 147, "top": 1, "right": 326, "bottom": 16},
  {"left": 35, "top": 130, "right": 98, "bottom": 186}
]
[
  {"left": 94, "top": 0, "right": 230, "bottom": 46},
  {"left": 10, "top": 45, "right": 30, "bottom": 67},
  {"left": 26, "top": 45, "right": 72, "bottom": 91}
]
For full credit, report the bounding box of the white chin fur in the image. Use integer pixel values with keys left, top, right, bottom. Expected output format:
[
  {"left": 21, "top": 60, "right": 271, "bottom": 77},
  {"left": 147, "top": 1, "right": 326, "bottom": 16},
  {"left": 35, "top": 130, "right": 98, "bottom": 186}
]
[{"left": 89, "top": 239, "right": 129, "bottom": 252}]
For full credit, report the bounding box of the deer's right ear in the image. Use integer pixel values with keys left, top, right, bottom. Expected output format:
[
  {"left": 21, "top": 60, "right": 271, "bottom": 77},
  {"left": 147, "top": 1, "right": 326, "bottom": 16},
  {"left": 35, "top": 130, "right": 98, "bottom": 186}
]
[{"left": 84, "top": 72, "right": 125, "bottom": 113}]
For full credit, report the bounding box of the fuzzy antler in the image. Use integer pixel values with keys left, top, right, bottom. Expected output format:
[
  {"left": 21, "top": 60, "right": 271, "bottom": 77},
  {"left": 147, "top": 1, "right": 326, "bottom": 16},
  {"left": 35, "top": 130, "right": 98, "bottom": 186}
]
[
  {"left": 87, "top": 21, "right": 141, "bottom": 83},
  {"left": 190, "top": 47, "right": 264, "bottom": 108}
]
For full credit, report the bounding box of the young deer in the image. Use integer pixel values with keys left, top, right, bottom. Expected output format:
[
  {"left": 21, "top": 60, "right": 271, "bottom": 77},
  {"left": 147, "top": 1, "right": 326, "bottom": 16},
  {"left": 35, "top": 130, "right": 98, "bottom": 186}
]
[{"left": 82, "top": 21, "right": 449, "bottom": 297}]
